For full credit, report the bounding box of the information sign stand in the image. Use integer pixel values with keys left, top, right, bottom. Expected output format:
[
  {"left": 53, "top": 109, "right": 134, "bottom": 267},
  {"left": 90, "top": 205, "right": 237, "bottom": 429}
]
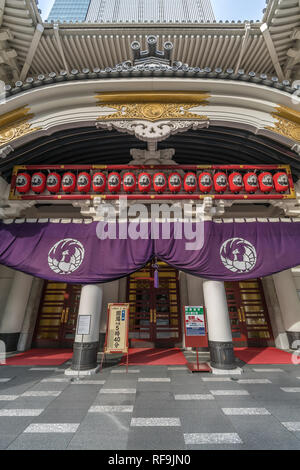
[
  {"left": 184, "top": 306, "right": 211, "bottom": 373},
  {"left": 100, "top": 303, "right": 130, "bottom": 373},
  {"left": 72, "top": 315, "right": 91, "bottom": 382}
]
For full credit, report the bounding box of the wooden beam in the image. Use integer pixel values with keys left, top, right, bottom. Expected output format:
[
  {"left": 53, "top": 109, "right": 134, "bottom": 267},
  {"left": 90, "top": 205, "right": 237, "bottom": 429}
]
[
  {"left": 20, "top": 23, "right": 44, "bottom": 81},
  {"left": 260, "top": 22, "right": 284, "bottom": 81},
  {"left": 53, "top": 24, "right": 69, "bottom": 73},
  {"left": 235, "top": 22, "right": 251, "bottom": 74}
]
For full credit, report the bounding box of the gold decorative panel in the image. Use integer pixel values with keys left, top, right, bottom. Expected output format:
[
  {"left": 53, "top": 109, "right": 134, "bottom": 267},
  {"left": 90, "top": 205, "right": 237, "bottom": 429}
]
[
  {"left": 96, "top": 91, "right": 210, "bottom": 122},
  {"left": 266, "top": 105, "right": 300, "bottom": 142},
  {"left": 0, "top": 106, "right": 40, "bottom": 145}
]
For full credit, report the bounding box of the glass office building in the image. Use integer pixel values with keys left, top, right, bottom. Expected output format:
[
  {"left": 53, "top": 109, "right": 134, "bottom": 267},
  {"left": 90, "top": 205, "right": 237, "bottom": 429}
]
[
  {"left": 48, "top": 0, "right": 215, "bottom": 23},
  {"left": 47, "top": 0, "right": 91, "bottom": 22}
]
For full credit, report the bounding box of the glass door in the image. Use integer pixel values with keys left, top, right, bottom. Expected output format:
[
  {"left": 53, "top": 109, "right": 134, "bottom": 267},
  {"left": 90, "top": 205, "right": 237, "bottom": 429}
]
[
  {"left": 225, "top": 279, "right": 274, "bottom": 347},
  {"left": 59, "top": 285, "right": 81, "bottom": 345},
  {"left": 225, "top": 282, "right": 247, "bottom": 344},
  {"left": 127, "top": 262, "right": 181, "bottom": 346},
  {"left": 34, "top": 282, "right": 81, "bottom": 348}
]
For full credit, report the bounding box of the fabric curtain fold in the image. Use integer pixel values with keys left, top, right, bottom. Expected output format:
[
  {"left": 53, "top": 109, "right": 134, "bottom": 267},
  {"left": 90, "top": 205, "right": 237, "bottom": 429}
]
[{"left": 0, "top": 220, "right": 300, "bottom": 283}]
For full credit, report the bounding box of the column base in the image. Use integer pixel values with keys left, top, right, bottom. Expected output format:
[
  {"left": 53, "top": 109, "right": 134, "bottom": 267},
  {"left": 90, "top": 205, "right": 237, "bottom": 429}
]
[
  {"left": 65, "top": 366, "right": 100, "bottom": 376},
  {"left": 210, "top": 364, "right": 243, "bottom": 375},
  {"left": 0, "top": 333, "right": 20, "bottom": 353},
  {"left": 286, "top": 331, "right": 300, "bottom": 349},
  {"left": 71, "top": 342, "right": 99, "bottom": 371},
  {"left": 209, "top": 340, "right": 236, "bottom": 370}
]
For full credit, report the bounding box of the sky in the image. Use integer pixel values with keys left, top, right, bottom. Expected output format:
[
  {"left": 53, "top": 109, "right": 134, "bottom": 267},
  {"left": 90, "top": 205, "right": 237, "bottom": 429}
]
[{"left": 37, "top": 0, "right": 267, "bottom": 22}]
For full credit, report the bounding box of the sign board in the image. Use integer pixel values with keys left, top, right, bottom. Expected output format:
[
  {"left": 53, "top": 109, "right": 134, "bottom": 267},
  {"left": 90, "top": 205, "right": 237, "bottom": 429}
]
[
  {"left": 76, "top": 315, "right": 91, "bottom": 335},
  {"left": 104, "top": 303, "right": 130, "bottom": 354},
  {"left": 184, "top": 306, "right": 208, "bottom": 348}
]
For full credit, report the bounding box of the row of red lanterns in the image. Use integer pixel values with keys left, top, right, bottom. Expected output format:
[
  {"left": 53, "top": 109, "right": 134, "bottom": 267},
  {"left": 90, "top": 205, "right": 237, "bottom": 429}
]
[{"left": 15, "top": 170, "right": 290, "bottom": 195}]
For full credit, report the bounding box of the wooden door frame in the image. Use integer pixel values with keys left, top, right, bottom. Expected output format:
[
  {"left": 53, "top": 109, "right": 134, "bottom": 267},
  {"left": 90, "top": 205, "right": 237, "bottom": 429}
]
[
  {"left": 226, "top": 282, "right": 248, "bottom": 345},
  {"left": 126, "top": 262, "right": 182, "bottom": 347},
  {"left": 225, "top": 278, "right": 274, "bottom": 347},
  {"left": 32, "top": 281, "right": 81, "bottom": 348},
  {"left": 242, "top": 278, "right": 274, "bottom": 347},
  {"left": 58, "top": 284, "right": 81, "bottom": 346}
]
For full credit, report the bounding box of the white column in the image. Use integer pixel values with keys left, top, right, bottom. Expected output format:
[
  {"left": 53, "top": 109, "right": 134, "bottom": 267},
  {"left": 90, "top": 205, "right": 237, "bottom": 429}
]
[
  {"left": 273, "top": 269, "right": 300, "bottom": 349},
  {"left": 203, "top": 280, "right": 236, "bottom": 370},
  {"left": 0, "top": 271, "right": 33, "bottom": 352},
  {"left": 70, "top": 284, "right": 103, "bottom": 372}
]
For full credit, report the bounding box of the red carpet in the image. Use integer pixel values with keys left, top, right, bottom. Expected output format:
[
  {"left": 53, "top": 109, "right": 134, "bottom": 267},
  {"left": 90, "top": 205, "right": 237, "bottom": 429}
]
[
  {"left": 234, "top": 347, "right": 296, "bottom": 365},
  {"left": 120, "top": 348, "right": 188, "bottom": 366},
  {"left": 1, "top": 349, "right": 73, "bottom": 366}
]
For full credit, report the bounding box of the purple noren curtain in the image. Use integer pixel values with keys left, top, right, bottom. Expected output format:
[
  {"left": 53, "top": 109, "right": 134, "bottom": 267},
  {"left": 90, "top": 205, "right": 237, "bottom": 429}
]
[{"left": 0, "top": 220, "right": 300, "bottom": 283}]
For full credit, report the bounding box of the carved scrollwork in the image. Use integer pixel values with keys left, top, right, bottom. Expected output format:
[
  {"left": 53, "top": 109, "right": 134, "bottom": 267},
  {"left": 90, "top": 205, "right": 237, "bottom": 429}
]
[{"left": 96, "top": 119, "right": 209, "bottom": 142}]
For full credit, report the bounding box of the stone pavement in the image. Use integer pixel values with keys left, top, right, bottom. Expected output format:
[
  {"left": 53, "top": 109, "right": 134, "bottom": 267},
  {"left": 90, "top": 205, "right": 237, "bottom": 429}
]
[{"left": 0, "top": 357, "right": 300, "bottom": 450}]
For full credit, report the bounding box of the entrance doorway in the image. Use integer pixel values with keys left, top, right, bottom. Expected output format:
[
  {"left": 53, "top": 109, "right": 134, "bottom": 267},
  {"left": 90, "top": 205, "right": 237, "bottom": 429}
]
[
  {"left": 33, "top": 282, "right": 81, "bottom": 348},
  {"left": 225, "top": 279, "right": 274, "bottom": 347},
  {"left": 127, "top": 262, "right": 181, "bottom": 347}
]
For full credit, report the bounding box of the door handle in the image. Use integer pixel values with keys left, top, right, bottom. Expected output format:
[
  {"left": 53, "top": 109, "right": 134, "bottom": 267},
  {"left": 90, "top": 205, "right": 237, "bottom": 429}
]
[
  {"left": 150, "top": 309, "right": 153, "bottom": 323},
  {"left": 60, "top": 309, "right": 65, "bottom": 323},
  {"left": 64, "top": 308, "right": 69, "bottom": 323},
  {"left": 154, "top": 309, "right": 157, "bottom": 324},
  {"left": 237, "top": 308, "right": 242, "bottom": 322},
  {"left": 241, "top": 307, "right": 246, "bottom": 322}
]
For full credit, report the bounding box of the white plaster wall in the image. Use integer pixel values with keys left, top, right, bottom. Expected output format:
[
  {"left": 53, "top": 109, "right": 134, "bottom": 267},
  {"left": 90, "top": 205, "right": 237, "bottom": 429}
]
[
  {"left": 179, "top": 271, "right": 188, "bottom": 348},
  {"left": 186, "top": 274, "right": 204, "bottom": 306},
  {"left": 118, "top": 277, "right": 127, "bottom": 303},
  {"left": 261, "top": 276, "right": 289, "bottom": 350},
  {"left": 0, "top": 265, "right": 15, "bottom": 318},
  {"left": 18, "top": 278, "right": 44, "bottom": 351},
  {"left": 291, "top": 267, "right": 300, "bottom": 292},
  {"left": 99, "top": 280, "right": 120, "bottom": 333}
]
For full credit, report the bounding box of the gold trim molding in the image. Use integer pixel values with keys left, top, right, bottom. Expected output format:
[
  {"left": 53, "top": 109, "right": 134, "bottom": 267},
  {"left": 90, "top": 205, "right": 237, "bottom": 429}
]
[
  {"left": 266, "top": 105, "right": 300, "bottom": 142},
  {"left": 96, "top": 91, "right": 210, "bottom": 122},
  {"left": 0, "top": 107, "right": 40, "bottom": 146}
]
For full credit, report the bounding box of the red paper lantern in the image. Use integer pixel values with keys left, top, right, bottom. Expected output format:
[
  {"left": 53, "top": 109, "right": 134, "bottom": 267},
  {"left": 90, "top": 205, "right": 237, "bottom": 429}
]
[
  {"left": 228, "top": 172, "right": 243, "bottom": 194},
  {"left": 123, "top": 172, "right": 136, "bottom": 193},
  {"left": 214, "top": 172, "right": 227, "bottom": 194},
  {"left": 46, "top": 172, "right": 61, "bottom": 194},
  {"left": 77, "top": 172, "right": 91, "bottom": 193},
  {"left": 92, "top": 172, "right": 106, "bottom": 193},
  {"left": 243, "top": 172, "right": 259, "bottom": 194},
  {"left": 62, "top": 172, "right": 76, "bottom": 194},
  {"left": 199, "top": 172, "right": 213, "bottom": 194},
  {"left": 183, "top": 172, "right": 197, "bottom": 193},
  {"left": 153, "top": 172, "right": 167, "bottom": 194},
  {"left": 273, "top": 172, "right": 289, "bottom": 193},
  {"left": 138, "top": 172, "right": 151, "bottom": 193},
  {"left": 31, "top": 172, "right": 46, "bottom": 194},
  {"left": 258, "top": 172, "right": 273, "bottom": 194},
  {"left": 168, "top": 172, "right": 182, "bottom": 193},
  {"left": 15, "top": 173, "right": 31, "bottom": 194},
  {"left": 108, "top": 172, "right": 121, "bottom": 193}
]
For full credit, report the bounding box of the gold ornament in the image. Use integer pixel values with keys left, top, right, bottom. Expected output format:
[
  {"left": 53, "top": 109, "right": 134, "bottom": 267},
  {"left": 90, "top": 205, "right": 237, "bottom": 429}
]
[
  {"left": 0, "top": 106, "right": 40, "bottom": 145},
  {"left": 266, "top": 105, "right": 300, "bottom": 142},
  {"left": 96, "top": 91, "right": 210, "bottom": 122}
]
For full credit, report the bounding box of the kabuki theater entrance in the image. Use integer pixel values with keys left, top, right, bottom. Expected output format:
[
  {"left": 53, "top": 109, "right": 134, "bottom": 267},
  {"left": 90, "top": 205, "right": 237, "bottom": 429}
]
[{"left": 33, "top": 273, "right": 275, "bottom": 351}]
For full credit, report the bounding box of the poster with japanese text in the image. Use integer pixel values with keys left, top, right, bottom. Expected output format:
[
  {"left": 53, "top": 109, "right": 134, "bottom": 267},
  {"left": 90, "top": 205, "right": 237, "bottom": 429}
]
[
  {"left": 185, "top": 306, "right": 206, "bottom": 336},
  {"left": 105, "top": 303, "right": 129, "bottom": 354},
  {"left": 184, "top": 306, "right": 208, "bottom": 348}
]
